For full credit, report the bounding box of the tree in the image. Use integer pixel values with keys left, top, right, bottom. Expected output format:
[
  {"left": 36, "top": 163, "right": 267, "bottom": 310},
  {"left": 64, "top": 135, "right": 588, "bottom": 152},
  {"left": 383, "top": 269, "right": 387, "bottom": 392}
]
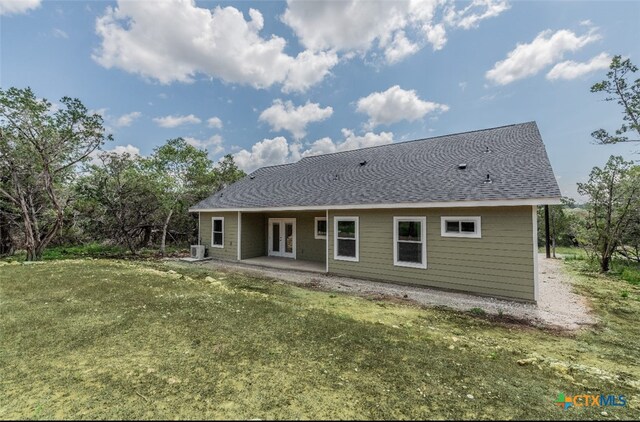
[
  {"left": 75, "top": 152, "right": 162, "bottom": 254},
  {"left": 591, "top": 55, "right": 640, "bottom": 144},
  {"left": 537, "top": 197, "right": 576, "bottom": 258},
  {"left": 215, "top": 154, "right": 245, "bottom": 192},
  {"left": 577, "top": 156, "right": 640, "bottom": 272},
  {"left": 618, "top": 166, "right": 640, "bottom": 262},
  {"left": 0, "top": 87, "right": 110, "bottom": 260},
  {"left": 148, "top": 138, "right": 216, "bottom": 254}
]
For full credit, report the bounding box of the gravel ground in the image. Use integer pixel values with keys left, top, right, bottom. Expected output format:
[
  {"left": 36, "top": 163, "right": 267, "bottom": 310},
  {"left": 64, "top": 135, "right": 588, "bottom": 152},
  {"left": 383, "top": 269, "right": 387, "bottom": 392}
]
[{"left": 187, "top": 253, "right": 596, "bottom": 331}]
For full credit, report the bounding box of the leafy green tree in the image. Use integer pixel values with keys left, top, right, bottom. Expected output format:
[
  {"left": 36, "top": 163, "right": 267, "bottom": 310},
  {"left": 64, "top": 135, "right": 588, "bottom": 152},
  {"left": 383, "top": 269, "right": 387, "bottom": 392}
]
[
  {"left": 0, "top": 87, "right": 110, "bottom": 260},
  {"left": 75, "top": 152, "right": 162, "bottom": 254},
  {"left": 591, "top": 55, "right": 640, "bottom": 144},
  {"left": 215, "top": 154, "right": 246, "bottom": 192},
  {"left": 149, "top": 138, "right": 217, "bottom": 254},
  {"left": 577, "top": 156, "right": 640, "bottom": 272},
  {"left": 618, "top": 166, "right": 640, "bottom": 262}
]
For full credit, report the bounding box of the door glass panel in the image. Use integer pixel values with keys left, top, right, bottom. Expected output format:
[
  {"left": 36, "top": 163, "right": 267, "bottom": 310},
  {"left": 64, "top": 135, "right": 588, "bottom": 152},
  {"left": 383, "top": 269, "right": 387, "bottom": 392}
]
[
  {"left": 272, "top": 223, "right": 280, "bottom": 252},
  {"left": 285, "top": 223, "right": 293, "bottom": 253}
]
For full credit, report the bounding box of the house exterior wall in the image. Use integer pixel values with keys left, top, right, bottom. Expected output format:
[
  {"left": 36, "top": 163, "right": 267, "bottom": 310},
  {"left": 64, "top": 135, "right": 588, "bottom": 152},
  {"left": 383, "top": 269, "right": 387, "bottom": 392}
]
[
  {"left": 240, "top": 213, "right": 265, "bottom": 259},
  {"left": 261, "top": 211, "right": 326, "bottom": 263},
  {"left": 198, "top": 206, "right": 536, "bottom": 301},
  {"left": 199, "top": 212, "right": 238, "bottom": 261},
  {"left": 328, "top": 206, "right": 535, "bottom": 301}
]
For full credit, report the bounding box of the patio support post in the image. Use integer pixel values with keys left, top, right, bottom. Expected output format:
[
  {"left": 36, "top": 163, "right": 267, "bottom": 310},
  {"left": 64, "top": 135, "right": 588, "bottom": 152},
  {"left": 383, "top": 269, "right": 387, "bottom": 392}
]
[
  {"left": 237, "top": 211, "right": 242, "bottom": 261},
  {"left": 544, "top": 205, "right": 550, "bottom": 259},
  {"left": 325, "top": 209, "right": 329, "bottom": 273}
]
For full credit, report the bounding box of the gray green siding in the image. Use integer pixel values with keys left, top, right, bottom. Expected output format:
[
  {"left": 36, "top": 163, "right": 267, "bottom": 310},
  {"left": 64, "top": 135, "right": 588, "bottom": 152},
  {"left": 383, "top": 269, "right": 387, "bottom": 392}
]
[
  {"left": 328, "top": 206, "right": 535, "bottom": 301},
  {"left": 240, "top": 213, "right": 265, "bottom": 259},
  {"left": 199, "top": 212, "right": 238, "bottom": 261},
  {"left": 198, "top": 206, "right": 536, "bottom": 301},
  {"left": 262, "top": 211, "right": 326, "bottom": 263}
]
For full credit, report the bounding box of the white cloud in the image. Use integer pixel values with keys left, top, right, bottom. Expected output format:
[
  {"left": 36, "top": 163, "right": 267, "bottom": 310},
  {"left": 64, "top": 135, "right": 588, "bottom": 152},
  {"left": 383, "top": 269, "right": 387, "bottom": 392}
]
[
  {"left": 302, "top": 129, "right": 394, "bottom": 157},
  {"left": 233, "top": 129, "right": 394, "bottom": 172},
  {"left": 0, "top": 0, "right": 40, "bottom": 15},
  {"left": 356, "top": 85, "right": 449, "bottom": 128},
  {"left": 207, "top": 117, "right": 223, "bottom": 129},
  {"left": 93, "top": 1, "right": 336, "bottom": 92},
  {"left": 282, "top": 0, "right": 508, "bottom": 65},
  {"left": 546, "top": 52, "right": 611, "bottom": 81},
  {"left": 423, "top": 23, "right": 447, "bottom": 51},
  {"left": 259, "top": 100, "right": 333, "bottom": 140},
  {"left": 153, "top": 114, "right": 201, "bottom": 128},
  {"left": 445, "top": 0, "right": 510, "bottom": 30},
  {"left": 282, "top": 50, "right": 339, "bottom": 93},
  {"left": 90, "top": 144, "right": 140, "bottom": 165},
  {"left": 114, "top": 111, "right": 141, "bottom": 127},
  {"left": 486, "top": 28, "right": 600, "bottom": 85},
  {"left": 185, "top": 135, "right": 224, "bottom": 155},
  {"left": 52, "top": 28, "right": 69, "bottom": 39},
  {"left": 384, "top": 31, "right": 420, "bottom": 64},
  {"left": 88, "top": 108, "right": 140, "bottom": 130},
  {"left": 233, "top": 137, "right": 292, "bottom": 173}
]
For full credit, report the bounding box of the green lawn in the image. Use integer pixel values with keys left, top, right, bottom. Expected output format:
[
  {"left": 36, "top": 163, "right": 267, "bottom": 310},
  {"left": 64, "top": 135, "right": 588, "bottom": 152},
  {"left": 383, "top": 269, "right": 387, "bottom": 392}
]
[{"left": 1, "top": 258, "right": 639, "bottom": 419}]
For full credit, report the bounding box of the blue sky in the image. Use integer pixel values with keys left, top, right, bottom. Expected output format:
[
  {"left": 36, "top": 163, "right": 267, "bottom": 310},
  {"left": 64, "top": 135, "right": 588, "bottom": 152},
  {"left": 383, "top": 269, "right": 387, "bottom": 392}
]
[{"left": 1, "top": 0, "right": 639, "bottom": 200}]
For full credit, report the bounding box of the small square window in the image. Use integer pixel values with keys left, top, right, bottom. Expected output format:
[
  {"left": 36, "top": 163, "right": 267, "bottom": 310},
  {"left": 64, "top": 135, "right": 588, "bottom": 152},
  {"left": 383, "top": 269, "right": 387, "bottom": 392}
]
[
  {"left": 441, "top": 217, "right": 481, "bottom": 238},
  {"left": 314, "top": 217, "right": 327, "bottom": 239},
  {"left": 461, "top": 221, "right": 476, "bottom": 233},
  {"left": 446, "top": 220, "right": 460, "bottom": 233}
]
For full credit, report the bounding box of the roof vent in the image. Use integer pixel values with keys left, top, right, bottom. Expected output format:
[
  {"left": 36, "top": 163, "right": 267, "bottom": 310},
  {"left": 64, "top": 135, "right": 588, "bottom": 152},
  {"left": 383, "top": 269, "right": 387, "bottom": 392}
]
[
  {"left": 484, "top": 146, "right": 491, "bottom": 153},
  {"left": 484, "top": 173, "right": 492, "bottom": 184},
  {"left": 249, "top": 175, "right": 255, "bottom": 180},
  {"left": 334, "top": 174, "right": 340, "bottom": 181},
  {"left": 458, "top": 163, "right": 467, "bottom": 170},
  {"left": 359, "top": 160, "right": 367, "bottom": 166}
]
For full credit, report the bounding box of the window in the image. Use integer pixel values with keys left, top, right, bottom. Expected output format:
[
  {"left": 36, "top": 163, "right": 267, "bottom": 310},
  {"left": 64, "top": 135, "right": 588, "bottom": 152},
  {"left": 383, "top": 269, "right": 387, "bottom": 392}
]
[
  {"left": 211, "top": 217, "right": 224, "bottom": 248},
  {"left": 440, "top": 216, "right": 481, "bottom": 238},
  {"left": 314, "top": 217, "right": 327, "bottom": 239},
  {"left": 334, "top": 217, "right": 359, "bottom": 261},
  {"left": 393, "top": 217, "right": 427, "bottom": 269}
]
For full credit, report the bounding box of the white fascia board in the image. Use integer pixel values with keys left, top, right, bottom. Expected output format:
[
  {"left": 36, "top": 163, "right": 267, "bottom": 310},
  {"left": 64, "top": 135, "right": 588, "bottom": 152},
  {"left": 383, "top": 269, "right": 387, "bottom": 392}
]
[{"left": 189, "top": 197, "right": 562, "bottom": 213}]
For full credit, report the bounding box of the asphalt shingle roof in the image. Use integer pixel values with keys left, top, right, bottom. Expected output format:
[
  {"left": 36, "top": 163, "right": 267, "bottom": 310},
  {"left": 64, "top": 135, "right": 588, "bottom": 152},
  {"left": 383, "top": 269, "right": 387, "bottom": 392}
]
[{"left": 191, "top": 121, "right": 561, "bottom": 210}]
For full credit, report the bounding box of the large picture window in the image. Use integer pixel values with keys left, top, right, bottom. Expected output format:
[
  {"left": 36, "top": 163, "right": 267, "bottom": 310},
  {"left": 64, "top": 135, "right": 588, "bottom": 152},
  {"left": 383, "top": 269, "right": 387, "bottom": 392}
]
[
  {"left": 334, "top": 217, "right": 359, "bottom": 261},
  {"left": 211, "top": 217, "right": 224, "bottom": 248},
  {"left": 440, "top": 216, "right": 481, "bottom": 238},
  {"left": 393, "top": 217, "right": 427, "bottom": 269}
]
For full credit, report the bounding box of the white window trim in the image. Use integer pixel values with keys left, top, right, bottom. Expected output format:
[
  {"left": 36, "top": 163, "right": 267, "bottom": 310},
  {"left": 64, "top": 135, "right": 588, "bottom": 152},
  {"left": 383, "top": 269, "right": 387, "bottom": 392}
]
[
  {"left": 440, "top": 216, "right": 482, "bottom": 238},
  {"left": 334, "top": 216, "right": 359, "bottom": 262},
  {"left": 314, "top": 216, "right": 327, "bottom": 240},
  {"left": 211, "top": 216, "right": 224, "bottom": 248},
  {"left": 393, "top": 216, "right": 427, "bottom": 269}
]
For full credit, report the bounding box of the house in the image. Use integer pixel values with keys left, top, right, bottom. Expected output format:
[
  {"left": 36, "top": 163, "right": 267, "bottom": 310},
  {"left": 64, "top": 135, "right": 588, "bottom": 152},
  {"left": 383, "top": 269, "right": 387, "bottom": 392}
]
[{"left": 189, "top": 122, "right": 561, "bottom": 302}]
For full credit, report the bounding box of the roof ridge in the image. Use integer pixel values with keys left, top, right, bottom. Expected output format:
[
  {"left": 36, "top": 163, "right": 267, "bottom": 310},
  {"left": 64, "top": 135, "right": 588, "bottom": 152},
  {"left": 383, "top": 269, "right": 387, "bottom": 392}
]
[{"left": 299, "top": 121, "right": 535, "bottom": 161}]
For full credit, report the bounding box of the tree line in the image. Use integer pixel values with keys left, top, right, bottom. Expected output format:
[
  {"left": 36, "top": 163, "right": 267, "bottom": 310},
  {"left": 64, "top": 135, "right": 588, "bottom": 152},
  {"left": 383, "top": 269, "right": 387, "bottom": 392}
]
[
  {"left": 540, "top": 55, "right": 640, "bottom": 272},
  {"left": 0, "top": 87, "right": 244, "bottom": 260},
  {"left": 1, "top": 55, "right": 639, "bottom": 271}
]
